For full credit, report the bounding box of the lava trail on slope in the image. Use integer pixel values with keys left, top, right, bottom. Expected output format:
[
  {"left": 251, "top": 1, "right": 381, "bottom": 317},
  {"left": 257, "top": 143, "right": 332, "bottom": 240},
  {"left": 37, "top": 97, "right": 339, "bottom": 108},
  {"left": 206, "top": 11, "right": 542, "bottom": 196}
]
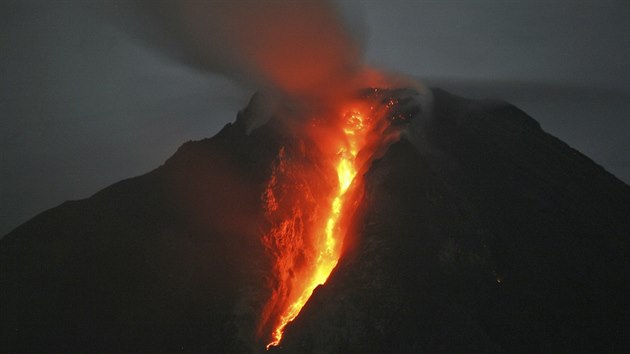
[
  {"left": 4, "top": 87, "right": 629, "bottom": 353},
  {"left": 256, "top": 88, "right": 424, "bottom": 348}
]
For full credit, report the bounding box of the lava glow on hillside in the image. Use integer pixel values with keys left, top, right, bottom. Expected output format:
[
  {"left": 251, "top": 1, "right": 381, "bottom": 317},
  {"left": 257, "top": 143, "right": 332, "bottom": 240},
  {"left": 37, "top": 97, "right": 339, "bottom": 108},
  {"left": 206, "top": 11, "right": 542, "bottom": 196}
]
[{"left": 258, "top": 89, "right": 415, "bottom": 349}]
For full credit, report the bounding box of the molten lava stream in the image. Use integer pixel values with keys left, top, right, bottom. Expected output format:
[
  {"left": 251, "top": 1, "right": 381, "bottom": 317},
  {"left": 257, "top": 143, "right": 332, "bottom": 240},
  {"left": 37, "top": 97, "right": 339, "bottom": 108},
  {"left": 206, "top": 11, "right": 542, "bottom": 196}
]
[{"left": 265, "top": 109, "right": 370, "bottom": 350}]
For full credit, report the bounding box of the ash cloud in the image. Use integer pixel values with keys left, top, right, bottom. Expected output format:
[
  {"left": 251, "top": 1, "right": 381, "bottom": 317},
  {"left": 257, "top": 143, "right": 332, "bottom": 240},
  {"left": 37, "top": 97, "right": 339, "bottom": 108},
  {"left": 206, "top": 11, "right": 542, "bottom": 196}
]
[{"left": 111, "top": 0, "right": 369, "bottom": 106}]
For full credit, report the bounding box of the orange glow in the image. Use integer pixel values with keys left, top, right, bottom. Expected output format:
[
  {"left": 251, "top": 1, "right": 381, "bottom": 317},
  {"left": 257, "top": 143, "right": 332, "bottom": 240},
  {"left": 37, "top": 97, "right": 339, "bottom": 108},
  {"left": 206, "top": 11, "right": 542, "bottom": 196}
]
[
  {"left": 255, "top": 87, "right": 415, "bottom": 350},
  {"left": 263, "top": 105, "right": 375, "bottom": 350}
]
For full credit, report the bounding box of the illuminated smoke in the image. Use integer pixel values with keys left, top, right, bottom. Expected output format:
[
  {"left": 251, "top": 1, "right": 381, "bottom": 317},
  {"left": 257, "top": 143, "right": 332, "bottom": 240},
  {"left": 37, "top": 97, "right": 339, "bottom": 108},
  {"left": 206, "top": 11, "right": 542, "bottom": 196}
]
[{"left": 114, "top": 0, "right": 369, "bottom": 107}]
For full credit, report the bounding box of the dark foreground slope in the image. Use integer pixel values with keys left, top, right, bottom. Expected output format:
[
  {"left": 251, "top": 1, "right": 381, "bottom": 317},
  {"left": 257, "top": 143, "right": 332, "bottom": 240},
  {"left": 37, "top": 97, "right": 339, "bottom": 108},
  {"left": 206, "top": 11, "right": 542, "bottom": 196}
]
[
  {"left": 0, "top": 103, "right": 294, "bottom": 353},
  {"left": 2, "top": 89, "right": 630, "bottom": 353},
  {"left": 279, "top": 89, "right": 630, "bottom": 353}
]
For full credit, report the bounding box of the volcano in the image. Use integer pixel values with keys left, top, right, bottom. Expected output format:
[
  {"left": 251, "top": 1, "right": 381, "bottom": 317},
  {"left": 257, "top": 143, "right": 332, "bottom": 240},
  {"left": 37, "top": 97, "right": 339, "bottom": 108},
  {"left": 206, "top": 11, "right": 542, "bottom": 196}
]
[{"left": 2, "top": 88, "right": 629, "bottom": 353}]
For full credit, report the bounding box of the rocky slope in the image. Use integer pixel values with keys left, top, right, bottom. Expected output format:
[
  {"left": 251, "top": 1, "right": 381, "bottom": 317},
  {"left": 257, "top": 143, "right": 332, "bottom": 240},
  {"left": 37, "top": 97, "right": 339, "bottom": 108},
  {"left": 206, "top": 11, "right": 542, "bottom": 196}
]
[{"left": 2, "top": 89, "right": 629, "bottom": 353}]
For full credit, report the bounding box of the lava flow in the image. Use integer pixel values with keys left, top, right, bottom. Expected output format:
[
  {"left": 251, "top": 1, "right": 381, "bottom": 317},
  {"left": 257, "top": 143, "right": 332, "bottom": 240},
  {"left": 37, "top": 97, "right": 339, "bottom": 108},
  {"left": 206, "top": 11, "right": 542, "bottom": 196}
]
[
  {"left": 259, "top": 88, "right": 416, "bottom": 350},
  {"left": 264, "top": 97, "right": 380, "bottom": 349}
]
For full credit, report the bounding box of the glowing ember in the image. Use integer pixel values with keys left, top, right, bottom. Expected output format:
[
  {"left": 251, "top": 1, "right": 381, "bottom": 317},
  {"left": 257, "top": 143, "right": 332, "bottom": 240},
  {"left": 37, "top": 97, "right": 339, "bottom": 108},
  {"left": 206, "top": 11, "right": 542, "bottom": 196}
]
[{"left": 263, "top": 106, "right": 372, "bottom": 350}]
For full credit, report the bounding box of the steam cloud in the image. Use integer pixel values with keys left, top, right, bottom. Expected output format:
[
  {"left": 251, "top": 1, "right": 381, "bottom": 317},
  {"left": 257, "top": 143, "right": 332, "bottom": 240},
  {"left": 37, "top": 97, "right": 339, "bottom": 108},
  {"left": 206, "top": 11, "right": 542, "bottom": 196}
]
[{"left": 114, "top": 0, "right": 370, "bottom": 106}]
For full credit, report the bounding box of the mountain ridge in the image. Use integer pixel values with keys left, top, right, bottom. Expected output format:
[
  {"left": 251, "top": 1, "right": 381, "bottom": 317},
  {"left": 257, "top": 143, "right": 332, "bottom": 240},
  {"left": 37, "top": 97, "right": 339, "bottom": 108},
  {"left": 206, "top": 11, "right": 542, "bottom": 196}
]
[{"left": 2, "top": 88, "right": 629, "bottom": 353}]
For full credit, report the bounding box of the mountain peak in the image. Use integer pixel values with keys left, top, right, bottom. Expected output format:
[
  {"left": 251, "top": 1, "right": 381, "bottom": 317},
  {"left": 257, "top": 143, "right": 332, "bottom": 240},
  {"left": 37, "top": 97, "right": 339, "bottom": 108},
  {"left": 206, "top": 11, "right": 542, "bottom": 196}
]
[{"left": 2, "top": 88, "right": 629, "bottom": 353}]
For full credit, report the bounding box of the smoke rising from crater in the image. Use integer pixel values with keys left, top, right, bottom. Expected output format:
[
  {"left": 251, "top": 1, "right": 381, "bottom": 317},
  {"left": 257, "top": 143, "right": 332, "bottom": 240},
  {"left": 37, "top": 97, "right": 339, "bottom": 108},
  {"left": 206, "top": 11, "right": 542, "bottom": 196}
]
[{"left": 117, "top": 0, "right": 370, "bottom": 105}]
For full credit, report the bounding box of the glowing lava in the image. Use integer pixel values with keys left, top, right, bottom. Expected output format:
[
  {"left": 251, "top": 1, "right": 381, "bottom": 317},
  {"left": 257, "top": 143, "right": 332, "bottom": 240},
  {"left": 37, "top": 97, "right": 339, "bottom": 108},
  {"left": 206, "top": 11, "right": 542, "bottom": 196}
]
[{"left": 264, "top": 107, "right": 372, "bottom": 350}]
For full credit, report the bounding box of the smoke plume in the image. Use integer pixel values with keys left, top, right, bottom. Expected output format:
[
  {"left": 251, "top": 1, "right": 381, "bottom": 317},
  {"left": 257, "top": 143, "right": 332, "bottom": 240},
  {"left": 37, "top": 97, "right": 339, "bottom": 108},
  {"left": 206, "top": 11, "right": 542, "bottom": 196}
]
[{"left": 113, "top": 0, "right": 372, "bottom": 107}]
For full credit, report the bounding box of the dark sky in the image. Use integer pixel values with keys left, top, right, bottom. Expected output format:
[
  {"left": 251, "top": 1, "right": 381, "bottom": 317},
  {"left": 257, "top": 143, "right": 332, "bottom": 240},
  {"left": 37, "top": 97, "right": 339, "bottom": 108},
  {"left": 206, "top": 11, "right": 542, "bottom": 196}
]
[{"left": 2, "top": 0, "right": 629, "bottom": 236}]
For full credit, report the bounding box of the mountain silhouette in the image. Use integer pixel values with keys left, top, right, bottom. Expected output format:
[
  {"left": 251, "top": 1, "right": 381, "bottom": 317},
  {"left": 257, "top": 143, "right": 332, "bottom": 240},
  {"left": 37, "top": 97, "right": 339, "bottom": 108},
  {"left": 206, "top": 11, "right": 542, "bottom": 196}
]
[{"left": 2, "top": 89, "right": 629, "bottom": 353}]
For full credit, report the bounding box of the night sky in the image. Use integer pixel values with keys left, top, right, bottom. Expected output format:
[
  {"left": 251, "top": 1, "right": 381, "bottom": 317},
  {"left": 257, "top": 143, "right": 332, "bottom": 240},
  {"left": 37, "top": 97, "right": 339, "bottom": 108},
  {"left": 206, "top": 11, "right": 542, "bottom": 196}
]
[{"left": 2, "top": 0, "right": 629, "bottom": 236}]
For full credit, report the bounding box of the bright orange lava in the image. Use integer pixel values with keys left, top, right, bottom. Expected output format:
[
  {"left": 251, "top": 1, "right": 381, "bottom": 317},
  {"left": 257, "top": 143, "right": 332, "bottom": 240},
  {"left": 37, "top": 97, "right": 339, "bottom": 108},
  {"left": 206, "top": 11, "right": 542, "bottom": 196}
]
[{"left": 265, "top": 108, "right": 371, "bottom": 350}]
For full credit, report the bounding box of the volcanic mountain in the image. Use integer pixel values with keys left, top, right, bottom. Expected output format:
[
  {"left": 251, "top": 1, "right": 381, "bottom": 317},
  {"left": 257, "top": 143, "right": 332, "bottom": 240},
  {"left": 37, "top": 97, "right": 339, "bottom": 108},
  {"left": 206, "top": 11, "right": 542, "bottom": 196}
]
[{"left": 2, "top": 88, "right": 629, "bottom": 353}]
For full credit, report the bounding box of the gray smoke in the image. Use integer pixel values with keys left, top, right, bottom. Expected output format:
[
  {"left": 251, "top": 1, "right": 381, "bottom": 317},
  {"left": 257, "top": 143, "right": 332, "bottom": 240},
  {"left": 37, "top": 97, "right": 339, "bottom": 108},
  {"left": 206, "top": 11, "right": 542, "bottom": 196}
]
[{"left": 106, "top": 0, "right": 371, "bottom": 106}]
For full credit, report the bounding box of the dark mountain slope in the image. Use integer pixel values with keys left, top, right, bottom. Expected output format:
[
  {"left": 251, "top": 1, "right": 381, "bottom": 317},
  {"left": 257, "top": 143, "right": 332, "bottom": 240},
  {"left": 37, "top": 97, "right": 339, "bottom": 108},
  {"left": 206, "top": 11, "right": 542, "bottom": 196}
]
[
  {"left": 279, "top": 89, "right": 630, "bottom": 353},
  {"left": 2, "top": 89, "right": 629, "bottom": 353},
  {"left": 0, "top": 110, "right": 299, "bottom": 353}
]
